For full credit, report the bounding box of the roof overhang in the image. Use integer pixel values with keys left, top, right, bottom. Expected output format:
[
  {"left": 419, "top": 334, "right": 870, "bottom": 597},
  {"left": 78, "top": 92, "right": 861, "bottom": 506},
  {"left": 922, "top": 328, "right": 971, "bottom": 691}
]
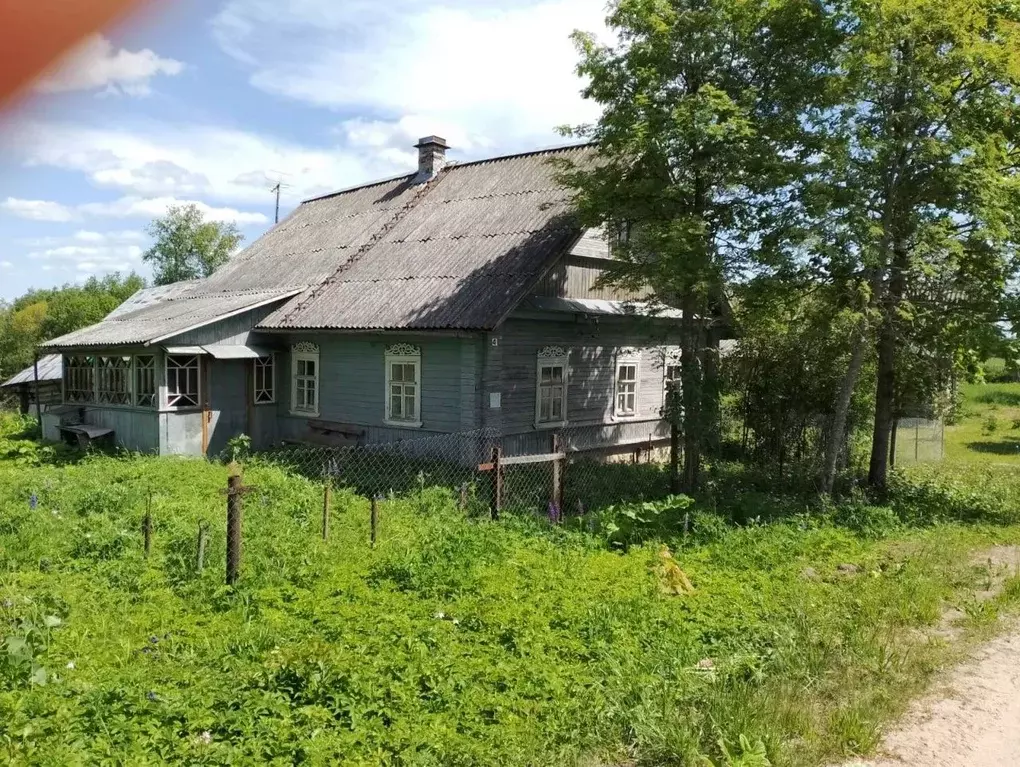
[{"left": 520, "top": 296, "right": 685, "bottom": 320}]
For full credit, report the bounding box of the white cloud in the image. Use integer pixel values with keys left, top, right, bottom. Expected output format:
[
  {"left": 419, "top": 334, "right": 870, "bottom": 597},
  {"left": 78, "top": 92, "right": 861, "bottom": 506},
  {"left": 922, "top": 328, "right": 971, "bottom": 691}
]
[
  {"left": 0, "top": 261, "right": 12, "bottom": 269},
  {"left": 1, "top": 198, "right": 78, "bottom": 222},
  {"left": 2, "top": 196, "right": 267, "bottom": 225},
  {"left": 35, "top": 34, "right": 184, "bottom": 96},
  {"left": 3, "top": 121, "right": 392, "bottom": 206},
  {"left": 211, "top": 0, "right": 606, "bottom": 153},
  {"left": 27, "top": 242, "right": 144, "bottom": 278}
]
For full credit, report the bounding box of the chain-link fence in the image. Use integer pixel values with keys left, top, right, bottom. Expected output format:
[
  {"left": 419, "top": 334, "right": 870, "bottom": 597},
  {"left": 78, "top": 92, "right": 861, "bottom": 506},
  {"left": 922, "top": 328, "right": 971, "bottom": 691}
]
[
  {"left": 255, "top": 426, "right": 675, "bottom": 521},
  {"left": 892, "top": 417, "right": 945, "bottom": 466}
]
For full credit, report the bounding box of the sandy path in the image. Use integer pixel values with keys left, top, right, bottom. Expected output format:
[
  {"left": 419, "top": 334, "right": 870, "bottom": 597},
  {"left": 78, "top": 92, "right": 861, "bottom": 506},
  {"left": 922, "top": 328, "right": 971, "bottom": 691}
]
[{"left": 847, "top": 623, "right": 1020, "bottom": 767}]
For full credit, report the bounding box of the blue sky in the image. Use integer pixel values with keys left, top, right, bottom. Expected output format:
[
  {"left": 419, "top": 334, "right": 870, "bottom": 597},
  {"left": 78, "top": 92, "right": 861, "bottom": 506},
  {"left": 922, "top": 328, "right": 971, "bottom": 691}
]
[{"left": 0, "top": 0, "right": 605, "bottom": 300}]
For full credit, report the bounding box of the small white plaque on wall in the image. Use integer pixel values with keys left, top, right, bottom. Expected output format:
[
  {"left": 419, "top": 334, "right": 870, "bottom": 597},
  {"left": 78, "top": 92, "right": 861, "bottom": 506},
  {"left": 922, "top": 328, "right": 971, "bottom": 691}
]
[{"left": 489, "top": 392, "right": 502, "bottom": 409}]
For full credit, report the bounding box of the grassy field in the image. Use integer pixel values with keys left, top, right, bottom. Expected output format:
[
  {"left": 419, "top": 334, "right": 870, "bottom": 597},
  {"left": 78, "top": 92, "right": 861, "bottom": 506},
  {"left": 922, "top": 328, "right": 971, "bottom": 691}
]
[
  {"left": 945, "top": 382, "right": 1020, "bottom": 465},
  {"left": 2, "top": 410, "right": 1020, "bottom": 765}
]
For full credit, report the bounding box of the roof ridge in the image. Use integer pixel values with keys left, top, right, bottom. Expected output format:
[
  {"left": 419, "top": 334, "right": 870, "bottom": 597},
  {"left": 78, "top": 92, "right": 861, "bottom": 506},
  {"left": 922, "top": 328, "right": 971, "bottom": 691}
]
[
  {"left": 275, "top": 170, "right": 451, "bottom": 327},
  {"left": 300, "top": 141, "right": 593, "bottom": 205}
]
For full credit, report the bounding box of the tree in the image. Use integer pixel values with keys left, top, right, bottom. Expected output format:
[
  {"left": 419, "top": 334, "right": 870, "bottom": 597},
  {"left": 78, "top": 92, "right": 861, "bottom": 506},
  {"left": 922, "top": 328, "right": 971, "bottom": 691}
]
[
  {"left": 559, "top": 0, "right": 833, "bottom": 491},
  {"left": 142, "top": 204, "right": 243, "bottom": 286},
  {"left": 809, "top": 0, "right": 1020, "bottom": 491},
  {"left": 0, "top": 273, "right": 145, "bottom": 380}
]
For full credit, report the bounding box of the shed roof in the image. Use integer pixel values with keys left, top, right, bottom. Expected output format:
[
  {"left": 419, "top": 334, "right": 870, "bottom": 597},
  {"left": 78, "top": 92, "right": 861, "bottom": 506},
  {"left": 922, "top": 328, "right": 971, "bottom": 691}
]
[
  {"left": 41, "top": 288, "right": 300, "bottom": 349},
  {"left": 1, "top": 354, "right": 63, "bottom": 388}
]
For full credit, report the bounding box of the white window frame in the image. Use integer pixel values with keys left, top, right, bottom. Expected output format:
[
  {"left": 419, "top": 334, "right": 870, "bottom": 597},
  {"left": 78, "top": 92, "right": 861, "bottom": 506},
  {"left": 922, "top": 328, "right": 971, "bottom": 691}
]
[
  {"left": 661, "top": 347, "right": 682, "bottom": 410},
  {"left": 614, "top": 349, "right": 642, "bottom": 420},
  {"left": 97, "top": 355, "right": 133, "bottom": 406},
  {"left": 63, "top": 355, "right": 96, "bottom": 405},
  {"left": 254, "top": 354, "right": 276, "bottom": 405},
  {"left": 165, "top": 355, "right": 202, "bottom": 410},
  {"left": 535, "top": 346, "right": 569, "bottom": 429},
  {"left": 384, "top": 344, "right": 423, "bottom": 428},
  {"left": 290, "top": 342, "right": 320, "bottom": 417},
  {"left": 134, "top": 354, "right": 157, "bottom": 408}
]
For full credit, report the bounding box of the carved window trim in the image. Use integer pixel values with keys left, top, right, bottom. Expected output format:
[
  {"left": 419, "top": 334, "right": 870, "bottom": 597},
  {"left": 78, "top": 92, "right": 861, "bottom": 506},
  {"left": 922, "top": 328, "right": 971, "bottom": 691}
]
[
  {"left": 535, "top": 348, "right": 569, "bottom": 429},
  {"left": 385, "top": 344, "right": 422, "bottom": 427},
  {"left": 291, "top": 343, "right": 319, "bottom": 416}
]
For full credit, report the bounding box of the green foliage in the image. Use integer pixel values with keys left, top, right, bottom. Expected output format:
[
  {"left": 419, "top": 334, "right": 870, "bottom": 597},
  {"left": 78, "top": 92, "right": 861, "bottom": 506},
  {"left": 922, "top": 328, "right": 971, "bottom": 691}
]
[
  {"left": 0, "top": 274, "right": 145, "bottom": 379},
  {"left": 1, "top": 415, "right": 1019, "bottom": 764},
  {"left": 222, "top": 434, "right": 252, "bottom": 464},
  {"left": 600, "top": 495, "right": 695, "bottom": 549},
  {"left": 143, "top": 204, "right": 243, "bottom": 285}
]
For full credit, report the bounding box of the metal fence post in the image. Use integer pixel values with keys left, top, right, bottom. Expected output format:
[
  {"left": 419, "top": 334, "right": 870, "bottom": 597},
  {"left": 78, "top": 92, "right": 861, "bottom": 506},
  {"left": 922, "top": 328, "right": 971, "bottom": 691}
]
[
  {"left": 551, "top": 433, "right": 563, "bottom": 521},
  {"left": 196, "top": 522, "right": 208, "bottom": 574},
  {"left": 142, "top": 492, "right": 153, "bottom": 558},
  {"left": 370, "top": 495, "right": 379, "bottom": 549},
  {"left": 322, "top": 483, "right": 332, "bottom": 541},
  {"left": 491, "top": 445, "right": 502, "bottom": 520}
]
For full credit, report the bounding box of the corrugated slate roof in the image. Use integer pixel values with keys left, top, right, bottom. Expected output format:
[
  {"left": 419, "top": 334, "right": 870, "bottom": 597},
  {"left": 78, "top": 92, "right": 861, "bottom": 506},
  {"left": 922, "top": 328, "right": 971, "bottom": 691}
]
[
  {"left": 41, "top": 289, "right": 299, "bottom": 348},
  {"left": 261, "top": 145, "right": 593, "bottom": 330},
  {"left": 42, "top": 142, "right": 596, "bottom": 347},
  {"left": 1, "top": 354, "right": 63, "bottom": 388}
]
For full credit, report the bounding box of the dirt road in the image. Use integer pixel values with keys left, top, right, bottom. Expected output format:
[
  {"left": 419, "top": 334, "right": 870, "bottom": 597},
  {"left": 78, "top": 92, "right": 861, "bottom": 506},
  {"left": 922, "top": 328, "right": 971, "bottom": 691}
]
[{"left": 847, "top": 624, "right": 1020, "bottom": 767}]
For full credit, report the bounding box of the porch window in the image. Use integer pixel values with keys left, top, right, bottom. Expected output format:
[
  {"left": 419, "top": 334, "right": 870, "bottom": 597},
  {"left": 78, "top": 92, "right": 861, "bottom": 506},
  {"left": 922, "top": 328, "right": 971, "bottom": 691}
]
[
  {"left": 384, "top": 344, "right": 422, "bottom": 427},
  {"left": 166, "top": 355, "right": 201, "bottom": 408},
  {"left": 291, "top": 343, "right": 319, "bottom": 415},
  {"left": 64, "top": 355, "right": 96, "bottom": 404},
  {"left": 535, "top": 346, "right": 568, "bottom": 427},
  {"left": 254, "top": 355, "right": 275, "bottom": 404},
  {"left": 135, "top": 355, "right": 157, "bottom": 408},
  {"left": 615, "top": 350, "right": 641, "bottom": 418},
  {"left": 97, "top": 356, "right": 132, "bottom": 405}
]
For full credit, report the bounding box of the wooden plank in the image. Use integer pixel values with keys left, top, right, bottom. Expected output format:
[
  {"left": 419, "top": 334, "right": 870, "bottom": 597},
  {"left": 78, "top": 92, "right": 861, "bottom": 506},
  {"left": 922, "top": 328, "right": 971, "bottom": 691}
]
[
  {"left": 503, "top": 452, "right": 567, "bottom": 466},
  {"left": 478, "top": 452, "right": 567, "bottom": 471}
]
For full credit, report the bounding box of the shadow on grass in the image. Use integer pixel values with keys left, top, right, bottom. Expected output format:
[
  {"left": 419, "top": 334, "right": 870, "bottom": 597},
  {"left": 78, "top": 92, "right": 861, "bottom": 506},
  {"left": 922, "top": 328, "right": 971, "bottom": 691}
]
[
  {"left": 965, "top": 441, "right": 1020, "bottom": 456},
  {"left": 972, "top": 389, "right": 1020, "bottom": 407}
]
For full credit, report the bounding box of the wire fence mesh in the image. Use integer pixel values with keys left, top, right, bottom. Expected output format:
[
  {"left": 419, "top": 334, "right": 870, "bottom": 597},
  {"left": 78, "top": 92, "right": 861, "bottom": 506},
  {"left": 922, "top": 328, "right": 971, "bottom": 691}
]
[
  {"left": 892, "top": 417, "right": 945, "bottom": 466},
  {"left": 254, "top": 426, "right": 676, "bottom": 522}
]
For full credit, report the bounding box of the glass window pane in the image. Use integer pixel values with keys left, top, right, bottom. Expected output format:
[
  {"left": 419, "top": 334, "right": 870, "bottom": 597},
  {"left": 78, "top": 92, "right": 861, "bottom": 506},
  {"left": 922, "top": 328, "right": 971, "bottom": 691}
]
[
  {"left": 405, "top": 396, "right": 416, "bottom": 419},
  {"left": 390, "top": 395, "right": 402, "bottom": 418}
]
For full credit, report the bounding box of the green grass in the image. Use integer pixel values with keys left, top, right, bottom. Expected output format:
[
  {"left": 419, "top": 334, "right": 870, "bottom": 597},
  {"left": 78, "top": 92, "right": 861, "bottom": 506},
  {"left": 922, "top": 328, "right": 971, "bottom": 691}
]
[
  {"left": 946, "top": 382, "right": 1020, "bottom": 465},
  {"left": 2, "top": 413, "right": 1020, "bottom": 765}
]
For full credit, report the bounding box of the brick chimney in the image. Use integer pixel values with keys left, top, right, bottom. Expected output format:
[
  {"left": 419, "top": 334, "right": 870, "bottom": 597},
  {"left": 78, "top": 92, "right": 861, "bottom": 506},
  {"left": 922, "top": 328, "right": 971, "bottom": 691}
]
[{"left": 414, "top": 135, "right": 449, "bottom": 182}]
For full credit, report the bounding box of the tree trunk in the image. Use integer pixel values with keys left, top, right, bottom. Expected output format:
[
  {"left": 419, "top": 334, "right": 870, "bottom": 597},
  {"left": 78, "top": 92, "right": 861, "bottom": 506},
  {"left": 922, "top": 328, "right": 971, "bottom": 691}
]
[
  {"left": 702, "top": 325, "right": 722, "bottom": 457},
  {"left": 820, "top": 320, "right": 867, "bottom": 495},
  {"left": 868, "top": 242, "right": 908, "bottom": 492}
]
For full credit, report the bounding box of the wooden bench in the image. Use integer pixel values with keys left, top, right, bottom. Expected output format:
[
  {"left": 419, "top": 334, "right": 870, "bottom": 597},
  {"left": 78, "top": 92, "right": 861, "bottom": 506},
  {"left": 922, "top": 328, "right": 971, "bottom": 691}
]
[{"left": 305, "top": 419, "right": 366, "bottom": 447}]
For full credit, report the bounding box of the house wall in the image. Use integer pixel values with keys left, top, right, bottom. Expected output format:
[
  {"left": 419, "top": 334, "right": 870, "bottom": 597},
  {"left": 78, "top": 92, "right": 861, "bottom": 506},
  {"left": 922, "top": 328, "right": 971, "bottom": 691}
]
[
  {"left": 273, "top": 333, "right": 483, "bottom": 444},
  {"left": 493, "top": 316, "right": 681, "bottom": 453},
  {"left": 166, "top": 305, "right": 285, "bottom": 348}
]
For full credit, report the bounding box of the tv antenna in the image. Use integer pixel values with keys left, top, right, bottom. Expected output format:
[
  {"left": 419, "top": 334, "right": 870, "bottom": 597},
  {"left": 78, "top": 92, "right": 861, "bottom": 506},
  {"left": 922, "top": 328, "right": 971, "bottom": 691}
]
[{"left": 267, "top": 170, "right": 292, "bottom": 224}]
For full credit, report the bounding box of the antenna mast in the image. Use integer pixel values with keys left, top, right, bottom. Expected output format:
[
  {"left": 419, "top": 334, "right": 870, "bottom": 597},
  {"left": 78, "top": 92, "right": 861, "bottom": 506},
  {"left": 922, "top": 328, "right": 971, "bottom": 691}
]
[{"left": 267, "top": 172, "right": 292, "bottom": 225}]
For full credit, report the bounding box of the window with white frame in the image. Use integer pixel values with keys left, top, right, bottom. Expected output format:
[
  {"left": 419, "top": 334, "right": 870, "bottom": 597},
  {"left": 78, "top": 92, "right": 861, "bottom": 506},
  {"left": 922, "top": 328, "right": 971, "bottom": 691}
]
[
  {"left": 615, "top": 350, "right": 641, "bottom": 418},
  {"left": 535, "top": 346, "right": 568, "bottom": 426},
  {"left": 166, "top": 355, "right": 201, "bottom": 408},
  {"left": 385, "top": 344, "right": 422, "bottom": 426},
  {"left": 291, "top": 343, "right": 319, "bottom": 415},
  {"left": 97, "top": 356, "right": 132, "bottom": 405},
  {"left": 254, "top": 355, "right": 275, "bottom": 404},
  {"left": 64, "top": 355, "right": 96, "bottom": 404},
  {"left": 135, "top": 355, "right": 157, "bottom": 408}
]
